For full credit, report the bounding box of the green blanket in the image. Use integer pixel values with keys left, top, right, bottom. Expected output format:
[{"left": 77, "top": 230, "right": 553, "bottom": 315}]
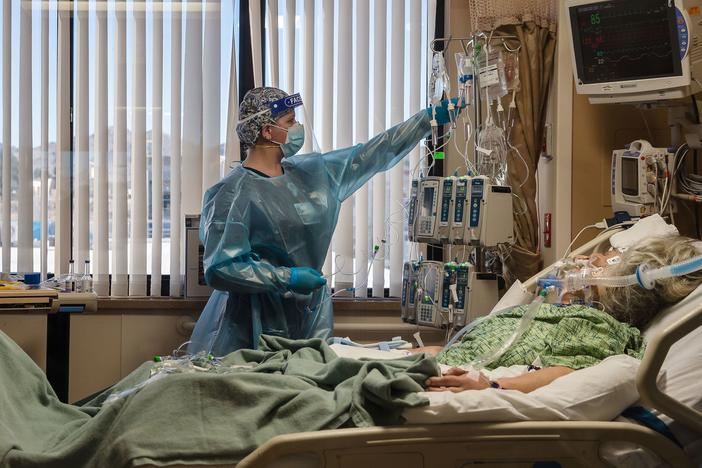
[{"left": 0, "top": 331, "right": 438, "bottom": 467}]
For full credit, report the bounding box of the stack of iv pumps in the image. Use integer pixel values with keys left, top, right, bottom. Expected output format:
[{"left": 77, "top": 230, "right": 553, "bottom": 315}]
[
  {"left": 401, "top": 175, "right": 513, "bottom": 330},
  {"left": 400, "top": 260, "right": 499, "bottom": 330},
  {"left": 408, "top": 175, "right": 513, "bottom": 247}
]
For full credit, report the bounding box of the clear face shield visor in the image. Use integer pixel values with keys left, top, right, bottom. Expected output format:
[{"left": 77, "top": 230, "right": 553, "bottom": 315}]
[{"left": 239, "top": 93, "right": 320, "bottom": 154}]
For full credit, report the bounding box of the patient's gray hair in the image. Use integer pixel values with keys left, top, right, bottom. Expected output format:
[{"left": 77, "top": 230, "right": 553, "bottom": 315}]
[{"left": 599, "top": 236, "right": 702, "bottom": 330}]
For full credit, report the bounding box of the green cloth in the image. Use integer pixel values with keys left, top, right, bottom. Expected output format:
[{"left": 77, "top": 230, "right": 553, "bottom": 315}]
[
  {"left": 437, "top": 303, "right": 645, "bottom": 370},
  {"left": 0, "top": 331, "right": 439, "bottom": 468}
]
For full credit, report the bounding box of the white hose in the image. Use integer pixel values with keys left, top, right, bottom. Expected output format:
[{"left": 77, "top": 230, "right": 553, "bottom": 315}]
[{"left": 469, "top": 292, "right": 545, "bottom": 370}]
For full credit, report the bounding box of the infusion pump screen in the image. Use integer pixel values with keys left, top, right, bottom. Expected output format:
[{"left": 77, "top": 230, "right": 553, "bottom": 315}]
[
  {"left": 422, "top": 187, "right": 435, "bottom": 217},
  {"left": 621, "top": 156, "right": 639, "bottom": 196},
  {"left": 570, "top": 0, "right": 682, "bottom": 84}
]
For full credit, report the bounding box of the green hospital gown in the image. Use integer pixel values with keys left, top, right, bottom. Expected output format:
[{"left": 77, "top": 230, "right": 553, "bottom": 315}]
[{"left": 437, "top": 303, "right": 645, "bottom": 370}]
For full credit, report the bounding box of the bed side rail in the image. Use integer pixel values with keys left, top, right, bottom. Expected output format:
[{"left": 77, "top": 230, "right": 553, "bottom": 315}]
[
  {"left": 637, "top": 301, "right": 702, "bottom": 434},
  {"left": 237, "top": 421, "right": 691, "bottom": 468}
]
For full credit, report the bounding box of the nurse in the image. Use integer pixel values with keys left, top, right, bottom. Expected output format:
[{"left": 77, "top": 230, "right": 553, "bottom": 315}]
[{"left": 188, "top": 87, "right": 458, "bottom": 355}]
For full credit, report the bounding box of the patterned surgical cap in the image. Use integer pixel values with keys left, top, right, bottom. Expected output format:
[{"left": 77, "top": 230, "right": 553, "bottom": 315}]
[{"left": 236, "top": 87, "right": 289, "bottom": 150}]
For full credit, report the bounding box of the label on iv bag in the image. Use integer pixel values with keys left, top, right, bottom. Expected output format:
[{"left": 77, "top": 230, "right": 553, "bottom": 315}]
[{"left": 479, "top": 64, "right": 500, "bottom": 88}]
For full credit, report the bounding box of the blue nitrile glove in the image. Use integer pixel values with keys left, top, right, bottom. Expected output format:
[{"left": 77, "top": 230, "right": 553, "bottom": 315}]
[
  {"left": 426, "top": 98, "right": 465, "bottom": 125},
  {"left": 288, "top": 267, "right": 327, "bottom": 293}
]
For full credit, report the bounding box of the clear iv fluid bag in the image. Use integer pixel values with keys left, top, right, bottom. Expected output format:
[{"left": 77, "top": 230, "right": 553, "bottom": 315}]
[
  {"left": 476, "top": 124, "right": 508, "bottom": 185},
  {"left": 430, "top": 52, "right": 450, "bottom": 105},
  {"left": 455, "top": 52, "right": 473, "bottom": 106}
]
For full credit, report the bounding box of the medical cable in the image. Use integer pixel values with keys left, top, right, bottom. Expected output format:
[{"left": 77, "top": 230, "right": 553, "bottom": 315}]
[
  {"left": 562, "top": 224, "right": 600, "bottom": 259},
  {"left": 508, "top": 141, "right": 530, "bottom": 188},
  {"left": 302, "top": 244, "right": 384, "bottom": 324},
  {"left": 510, "top": 192, "right": 529, "bottom": 217}
]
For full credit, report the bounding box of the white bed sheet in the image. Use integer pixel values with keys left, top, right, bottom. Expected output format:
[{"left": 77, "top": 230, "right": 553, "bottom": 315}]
[
  {"left": 330, "top": 344, "right": 640, "bottom": 422},
  {"left": 331, "top": 344, "right": 665, "bottom": 466}
]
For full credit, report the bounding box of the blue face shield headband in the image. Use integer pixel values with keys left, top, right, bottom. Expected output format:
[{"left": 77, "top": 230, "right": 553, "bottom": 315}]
[
  {"left": 268, "top": 93, "right": 303, "bottom": 118},
  {"left": 238, "top": 93, "right": 305, "bottom": 124}
]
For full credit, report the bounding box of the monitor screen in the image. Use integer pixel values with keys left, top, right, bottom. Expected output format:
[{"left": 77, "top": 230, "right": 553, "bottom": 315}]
[
  {"left": 621, "top": 156, "right": 640, "bottom": 196},
  {"left": 570, "top": 0, "right": 682, "bottom": 85},
  {"left": 422, "top": 187, "right": 435, "bottom": 217}
]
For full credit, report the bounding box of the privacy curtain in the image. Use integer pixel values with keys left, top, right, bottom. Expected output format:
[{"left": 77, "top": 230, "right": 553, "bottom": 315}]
[
  {"left": 500, "top": 23, "right": 557, "bottom": 282},
  {"left": 470, "top": 0, "right": 557, "bottom": 282}
]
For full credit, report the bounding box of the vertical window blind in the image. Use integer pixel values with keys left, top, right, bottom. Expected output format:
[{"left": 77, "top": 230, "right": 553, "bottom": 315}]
[
  {"left": 262, "top": 0, "right": 435, "bottom": 296},
  {"left": 0, "top": 0, "right": 435, "bottom": 298},
  {"left": 0, "top": 0, "right": 238, "bottom": 297}
]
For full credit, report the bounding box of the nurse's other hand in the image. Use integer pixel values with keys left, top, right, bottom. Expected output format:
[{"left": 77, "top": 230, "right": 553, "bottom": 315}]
[
  {"left": 425, "top": 367, "right": 491, "bottom": 392},
  {"left": 288, "top": 267, "right": 327, "bottom": 294}
]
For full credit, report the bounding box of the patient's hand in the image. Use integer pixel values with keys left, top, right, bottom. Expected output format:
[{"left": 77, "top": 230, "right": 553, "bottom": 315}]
[
  {"left": 424, "top": 367, "right": 491, "bottom": 392},
  {"left": 426, "top": 366, "right": 575, "bottom": 393}
]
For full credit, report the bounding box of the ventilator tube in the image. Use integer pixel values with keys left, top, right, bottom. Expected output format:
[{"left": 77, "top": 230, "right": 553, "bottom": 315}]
[
  {"left": 468, "top": 292, "right": 546, "bottom": 370},
  {"left": 547, "top": 253, "right": 702, "bottom": 292}
]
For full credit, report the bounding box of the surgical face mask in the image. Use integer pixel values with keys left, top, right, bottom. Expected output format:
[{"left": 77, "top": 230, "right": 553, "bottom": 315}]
[{"left": 269, "top": 122, "right": 305, "bottom": 158}]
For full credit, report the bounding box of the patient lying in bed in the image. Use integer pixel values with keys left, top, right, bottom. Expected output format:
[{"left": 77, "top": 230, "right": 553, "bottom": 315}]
[{"left": 414, "top": 236, "right": 702, "bottom": 394}]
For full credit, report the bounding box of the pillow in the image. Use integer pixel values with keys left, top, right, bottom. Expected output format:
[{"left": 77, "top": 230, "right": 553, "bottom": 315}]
[{"left": 642, "top": 282, "right": 702, "bottom": 463}]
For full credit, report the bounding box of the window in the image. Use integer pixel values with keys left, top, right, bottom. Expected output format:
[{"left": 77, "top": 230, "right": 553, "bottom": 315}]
[
  {"left": 0, "top": 0, "right": 435, "bottom": 298},
  {"left": 0, "top": 0, "right": 241, "bottom": 296}
]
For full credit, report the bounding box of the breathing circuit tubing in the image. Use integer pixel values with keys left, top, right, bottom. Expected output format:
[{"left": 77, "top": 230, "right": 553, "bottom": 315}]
[
  {"left": 540, "top": 253, "right": 702, "bottom": 293},
  {"left": 443, "top": 289, "right": 547, "bottom": 370},
  {"left": 443, "top": 252, "right": 702, "bottom": 371}
]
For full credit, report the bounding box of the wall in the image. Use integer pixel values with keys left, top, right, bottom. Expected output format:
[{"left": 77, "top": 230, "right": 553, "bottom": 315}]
[
  {"left": 444, "top": 1, "right": 471, "bottom": 179},
  {"left": 570, "top": 97, "right": 673, "bottom": 250}
]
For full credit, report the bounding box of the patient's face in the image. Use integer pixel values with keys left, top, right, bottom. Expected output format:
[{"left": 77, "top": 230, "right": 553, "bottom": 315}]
[
  {"left": 557, "top": 251, "right": 621, "bottom": 306},
  {"left": 575, "top": 250, "right": 621, "bottom": 269}
]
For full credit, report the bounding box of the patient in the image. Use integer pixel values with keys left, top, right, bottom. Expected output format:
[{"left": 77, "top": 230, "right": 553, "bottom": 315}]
[{"left": 417, "top": 236, "right": 702, "bottom": 394}]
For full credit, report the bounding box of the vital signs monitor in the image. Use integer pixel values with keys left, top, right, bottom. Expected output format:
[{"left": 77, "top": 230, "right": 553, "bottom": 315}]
[{"left": 566, "top": 0, "right": 702, "bottom": 103}]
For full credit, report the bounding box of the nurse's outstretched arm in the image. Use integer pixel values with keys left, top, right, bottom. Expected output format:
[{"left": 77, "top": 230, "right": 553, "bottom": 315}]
[
  {"left": 201, "top": 214, "right": 293, "bottom": 295},
  {"left": 322, "top": 110, "right": 432, "bottom": 201}
]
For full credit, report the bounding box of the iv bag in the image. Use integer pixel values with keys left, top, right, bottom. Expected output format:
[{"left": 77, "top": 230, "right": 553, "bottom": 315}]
[
  {"left": 478, "top": 46, "right": 507, "bottom": 100},
  {"left": 429, "top": 52, "right": 450, "bottom": 105},
  {"left": 455, "top": 52, "right": 473, "bottom": 106},
  {"left": 503, "top": 51, "right": 520, "bottom": 91},
  {"left": 476, "top": 123, "right": 508, "bottom": 185}
]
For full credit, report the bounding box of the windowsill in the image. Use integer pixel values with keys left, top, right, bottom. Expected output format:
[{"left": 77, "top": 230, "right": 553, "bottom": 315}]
[
  {"left": 97, "top": 296, "right": 209, "bottom": 311},
  {"left": 95, "top": 296, "right": 399, "bottom": 312}
]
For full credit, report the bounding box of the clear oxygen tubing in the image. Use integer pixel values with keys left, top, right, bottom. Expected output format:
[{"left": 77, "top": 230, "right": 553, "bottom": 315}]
[
  {"left": 441, "top": 289, "right": 548, "bottom": 368},
  {"left": 442, "top": 314, "right": 491, "bottom": 349},
  {"left": 467, "top": 289, "right": 547, "bottom": 370}
]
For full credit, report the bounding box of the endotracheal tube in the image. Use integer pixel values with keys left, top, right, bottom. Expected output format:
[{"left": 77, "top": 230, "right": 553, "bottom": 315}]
[{"left": 538, "top": 253, "right": 702, "bottom": 294}]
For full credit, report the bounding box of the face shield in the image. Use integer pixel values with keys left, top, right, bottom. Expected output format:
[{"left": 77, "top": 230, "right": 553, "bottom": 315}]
[{"left": 239, "top": 92, "right": 320, "bottom": 155}]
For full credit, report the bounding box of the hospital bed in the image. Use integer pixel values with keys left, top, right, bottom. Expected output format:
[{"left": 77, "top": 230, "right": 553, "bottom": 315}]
[{"left": 232, "top": 228, "right": 702, "bottom": 468}]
